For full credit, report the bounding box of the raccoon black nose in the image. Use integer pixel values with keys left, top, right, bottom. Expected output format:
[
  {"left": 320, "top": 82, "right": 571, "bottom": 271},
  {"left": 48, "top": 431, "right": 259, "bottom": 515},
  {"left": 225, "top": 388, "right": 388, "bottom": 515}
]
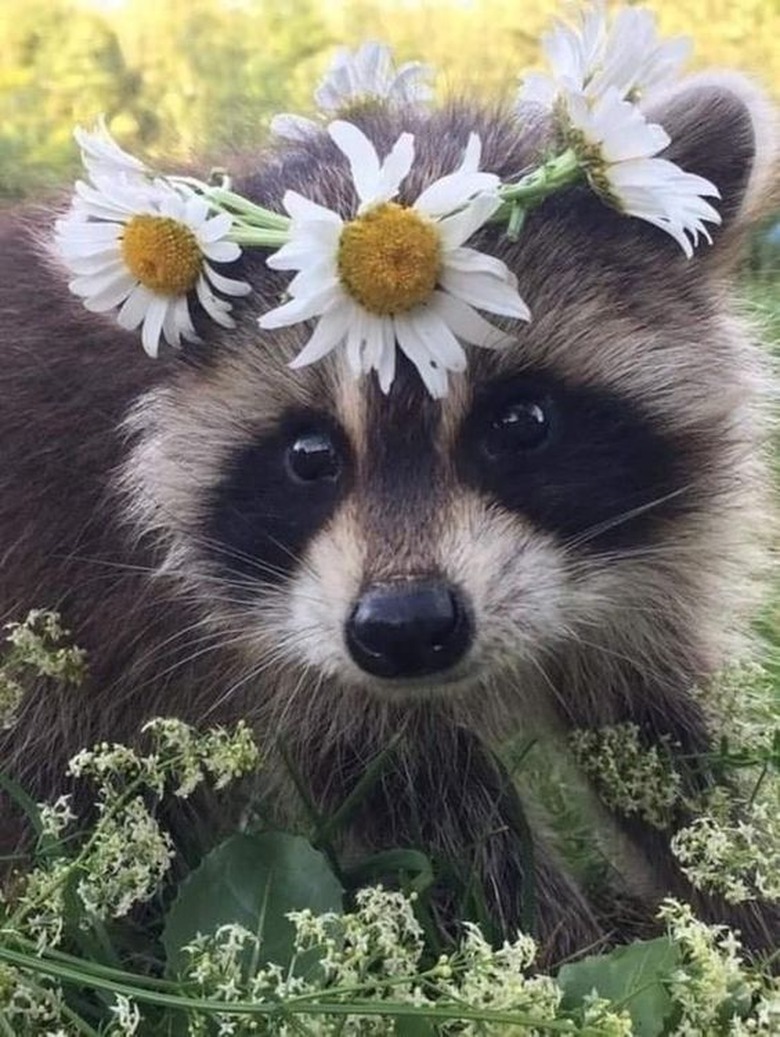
[{"left": 346, "top": 582, "right": 471, "bottom": 679}]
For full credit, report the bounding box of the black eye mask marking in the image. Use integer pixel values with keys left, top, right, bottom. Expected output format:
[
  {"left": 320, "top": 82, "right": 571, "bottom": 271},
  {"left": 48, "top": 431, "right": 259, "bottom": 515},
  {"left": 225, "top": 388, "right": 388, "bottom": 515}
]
[
  {"left": 456, "top": 373, "right": 706, "bottom": 550},
  {"left": 203, "top": 412, "right": 352, "bottom": 584}
]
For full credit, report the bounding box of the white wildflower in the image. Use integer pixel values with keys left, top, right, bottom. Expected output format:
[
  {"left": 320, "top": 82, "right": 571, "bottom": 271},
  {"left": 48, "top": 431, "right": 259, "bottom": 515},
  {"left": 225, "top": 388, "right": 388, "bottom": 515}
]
[
  {"left": 55, "top": 122, "right": 250, "bottom": 357},
  {"left": 260, "top": 120, "right": 527, "bottom": 397},
  {"left": 38, "top": 795, "right": 76, "bottom": 841},
  {"left": 107, "top": 993, "right": 142, "bottom": 1035},
  {"left": 76, "top": 796, "right": 174, "bottom": 918},
  {"left": 520, "top": 4, "right": 690, "bottom": 109},
  {"left": 563, "top": 86, "right": 721, "bottom": 257},
  {"left": 570, "top": 722, "right": 682, "bottom": 828},
  {"left": 272, "top": 41, "right": 433, "bottom": 140},
  {"left": 671, "top": 789, "right": 780, "bottom": 903}
]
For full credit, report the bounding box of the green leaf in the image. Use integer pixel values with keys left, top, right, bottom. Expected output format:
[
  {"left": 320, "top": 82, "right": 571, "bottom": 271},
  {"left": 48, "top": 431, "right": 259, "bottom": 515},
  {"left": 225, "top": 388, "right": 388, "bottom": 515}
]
[
  {"left": 557, "top": 936, "right": 681, "bottom": 1037},
  {"left": 395, "top": 1016, "right": 436, "bottom": 1036},
  {"left": 162, "top": 831, "right": 343, "bottom": 978}
]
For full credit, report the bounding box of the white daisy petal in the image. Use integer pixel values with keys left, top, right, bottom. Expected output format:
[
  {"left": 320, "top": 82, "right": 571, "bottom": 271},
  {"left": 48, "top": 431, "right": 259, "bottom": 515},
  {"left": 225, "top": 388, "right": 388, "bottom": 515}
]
[
  {"left": 414, "top": 170, "right": 499, "bottom": 218},
  {"left": 196, "top": 276, "right": 236, "bottom": 328},
  {"left": 289, "top": 302, "right": 353, "bottom": 368},
  {"left": 197, "top": 212, "right": 234, "bottom": 244},
  {"left": 80, "top": 274, "right": 136, "bottom": 313},
  {"left": 140, "top": 296, "right": 169, "bottom": 357},
  {"left": 271, "top": 114, "right": 319, "bottom": 142},
  {"left": 69, "top": 267, "right": 133, "bottom": 301},
  {"left": 437, "top": 194, "right": 503, "bottom": 250},
  {"left": 372, "top": 132, "right": 415, "bottom": 207},
  {"left": 259, "top": 283, "right": 342, "bottom": 329},
  {"left": 439, "top": 267, "right": 531, "bottom": 320},
  {"left": 445, "top": 247, "right": 512, "bottom": 280},
  {"left": 376, "top": 320, "right": 397, "bottom": 393},
  {"left": 204, "top": 264, "right": 252, "bottom": 297},
  {"left": 410, "top": 307, "right": 468, "bottom": 372},
  {"left": 328, "top": 121, "right": 381, "bottom": 206},
  {"left": 200, "top": 239, "right": 241, "bottom": 264},
  {"left": 283, "top": 190, "right": 344, "bottom": 228},
  {"left": 429, "top": 292, "right": 517, "bottom": 349},
  {"left": 74, "top": 116, "right": 147, "bottom": 180},
  {"left": 117, "top": 284, "right": 155, "bottom": 331},
  {"left": 394, "top": 315, "right": 449, "bottom": 398},
  {"left": 266, "top": 229, "right": 342, "bottom": 271}
]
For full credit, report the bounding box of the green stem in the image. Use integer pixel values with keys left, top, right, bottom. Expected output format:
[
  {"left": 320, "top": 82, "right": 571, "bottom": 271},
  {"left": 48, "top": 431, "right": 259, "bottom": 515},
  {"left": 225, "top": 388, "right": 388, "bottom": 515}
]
[
  {"left": 0, "top": 945, "right": 583, "bottom": 1029},
  {"left": 494, "top": 147, "right": 582, "bottom": 222},
  {"left": 228, "top": 227, "right": 290, "bottom": 247},
  {"left": 206, "top": 187, "right": 291, "bottom": 230}
]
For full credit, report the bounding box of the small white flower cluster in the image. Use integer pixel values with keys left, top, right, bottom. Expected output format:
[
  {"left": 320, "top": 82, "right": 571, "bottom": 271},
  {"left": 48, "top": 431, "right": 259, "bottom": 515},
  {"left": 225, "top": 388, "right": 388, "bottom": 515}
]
[
  {"left": 671, "top": 787, "right": 780, "bottom": 904},
  {"left": 54, "top": 4, "right": 724, "bottom": 398},
  {"left": 0, "top": 962, "right": 67, "bottom": 1033},
  {"left": 76, "top": 795, "right": 175, "bottom": 919},
  {"left": 106, "top": 993, "right": 143, "bottom": 1036},
  {"left": 38, "top": 795, "right": 77, "bottom": 842},
  {"left": 68, "top": 717, "right": 260, "bottom": 799},
  {"left": 180, "top": 886, "right": 572, "bottom": 1035},
  {"left": 8, "top": 719, "right": 261, "bottom": 952},
  {"left": 142, "top": 716, "right": 262, "bottom": 797},
  {"left": 657, "top": 899, "right": 776, "bottom": 1036},
  {"left": 4, "top": 609, "right": 86, "bottom": 686},
  {"left": 570, "top": 722, "right": 683, "bottom": 828}
]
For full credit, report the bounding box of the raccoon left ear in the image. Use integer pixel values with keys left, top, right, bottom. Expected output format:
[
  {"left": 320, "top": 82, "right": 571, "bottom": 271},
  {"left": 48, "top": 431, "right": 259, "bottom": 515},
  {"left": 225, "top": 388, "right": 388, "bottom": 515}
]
[{"left": 644, "top": 73, "right": 778, "bottom": 256}]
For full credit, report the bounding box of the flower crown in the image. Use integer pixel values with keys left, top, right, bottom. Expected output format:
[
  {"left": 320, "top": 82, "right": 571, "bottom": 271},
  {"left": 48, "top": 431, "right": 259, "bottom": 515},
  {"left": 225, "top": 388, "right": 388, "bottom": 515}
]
[{"left": 55, "top": 4, "right": 721, "bottom": 398}]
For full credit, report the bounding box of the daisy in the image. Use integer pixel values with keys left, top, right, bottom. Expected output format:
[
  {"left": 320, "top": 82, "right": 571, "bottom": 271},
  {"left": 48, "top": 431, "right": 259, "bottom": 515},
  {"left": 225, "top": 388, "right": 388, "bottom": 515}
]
[
  {"left": 259, "top": 120, "right": 528, "bottom": 398},
  {"left": 56, "top": 175, "right": 250, "bottom": 357},
  {"left": 271, "top": 41, "right": 433, "bottom": 142},
  {"left": 565, "top": 87, "right": 721, "bottom": 256},
  {"left": 520, "top": 4, "right": 690, "bottom": 110}
]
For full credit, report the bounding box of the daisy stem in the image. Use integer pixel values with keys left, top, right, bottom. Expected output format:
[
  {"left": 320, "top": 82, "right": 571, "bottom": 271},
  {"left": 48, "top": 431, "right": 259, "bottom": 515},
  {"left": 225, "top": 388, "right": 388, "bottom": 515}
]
[
  {"left": 205, "top": 187, "right": 292, "bottom": 231},
  {"left": 228, "top": 227, "right": 290, "bottom": 247},
  {"left": 495, "top": 148, "right": 582, "bottom": 221},
  {"left": 168, "top": 176, "right": 291, "bottom": 231}
]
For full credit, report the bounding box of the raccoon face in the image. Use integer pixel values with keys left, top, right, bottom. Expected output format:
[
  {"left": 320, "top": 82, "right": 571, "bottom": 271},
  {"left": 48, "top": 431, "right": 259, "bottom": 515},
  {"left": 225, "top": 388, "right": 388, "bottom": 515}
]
[{"left": 124, "top": 79, "right": 771, "bottom": 713}]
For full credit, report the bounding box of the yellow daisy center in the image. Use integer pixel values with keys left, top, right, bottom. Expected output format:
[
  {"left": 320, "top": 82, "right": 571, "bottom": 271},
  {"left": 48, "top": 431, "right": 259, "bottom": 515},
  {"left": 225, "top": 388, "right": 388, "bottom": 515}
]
[
  {"left": 121, "top": 215, "right": 203, "bottom": 295},
  {"left": 337, "top": 202, "right": 441, "bottom": 316}
]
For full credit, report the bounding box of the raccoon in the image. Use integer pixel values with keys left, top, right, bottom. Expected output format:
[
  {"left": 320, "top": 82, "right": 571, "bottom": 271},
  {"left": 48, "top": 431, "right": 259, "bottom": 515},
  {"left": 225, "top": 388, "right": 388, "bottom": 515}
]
[{"left": 0, "top": 74, "right": 778, "bottom": 964}]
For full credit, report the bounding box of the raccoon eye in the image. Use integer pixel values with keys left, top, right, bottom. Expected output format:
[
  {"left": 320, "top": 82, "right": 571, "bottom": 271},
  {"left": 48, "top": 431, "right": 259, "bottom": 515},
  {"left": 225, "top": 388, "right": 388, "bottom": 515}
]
[
  {"left": 484, "top": 398, "right": 552, "bottom": 457},
  {"left": 286, "top": 430, "right": 342, "bottom": 483}
]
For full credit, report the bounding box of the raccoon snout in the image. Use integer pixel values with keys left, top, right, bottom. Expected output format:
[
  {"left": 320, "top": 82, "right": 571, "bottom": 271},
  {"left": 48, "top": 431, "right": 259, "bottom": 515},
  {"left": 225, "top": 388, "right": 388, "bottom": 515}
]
[{"left": 345, "top": 581, "right": 472, "bottom": 680}]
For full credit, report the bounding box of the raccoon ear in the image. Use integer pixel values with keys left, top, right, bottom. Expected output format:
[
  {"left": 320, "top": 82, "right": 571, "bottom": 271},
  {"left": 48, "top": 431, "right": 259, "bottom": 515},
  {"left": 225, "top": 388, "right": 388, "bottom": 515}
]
[{"left": 643, "top": 73, "right": 778, "bottom": 258}]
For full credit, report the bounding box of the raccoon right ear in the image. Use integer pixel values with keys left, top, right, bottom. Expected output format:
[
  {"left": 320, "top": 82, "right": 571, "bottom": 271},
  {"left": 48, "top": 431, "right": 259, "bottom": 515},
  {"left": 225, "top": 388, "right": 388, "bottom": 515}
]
[{"left": 643, "top": 73, "right": 778, "bottom": 260}]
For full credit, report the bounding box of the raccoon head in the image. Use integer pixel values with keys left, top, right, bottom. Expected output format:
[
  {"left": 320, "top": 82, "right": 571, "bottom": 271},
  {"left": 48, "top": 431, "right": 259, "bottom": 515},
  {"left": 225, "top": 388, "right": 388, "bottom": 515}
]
[{"left": 123, "top": 77, "right": 775, "bottom": 736}]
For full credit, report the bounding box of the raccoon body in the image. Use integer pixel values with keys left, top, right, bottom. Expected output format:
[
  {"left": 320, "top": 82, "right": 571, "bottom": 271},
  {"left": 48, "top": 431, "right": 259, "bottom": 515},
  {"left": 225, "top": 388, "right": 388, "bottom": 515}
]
[{"left": 0, "top": 78, "right": 778, "bottom": 963}]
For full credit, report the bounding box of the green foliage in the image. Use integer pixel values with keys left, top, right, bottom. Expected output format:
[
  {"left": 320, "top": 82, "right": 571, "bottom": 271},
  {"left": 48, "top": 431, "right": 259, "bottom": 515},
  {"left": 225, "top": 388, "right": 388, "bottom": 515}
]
[
  {"left": 558, "top": 939, "right": 681, "bottom": 1037},
  {"left": 163, "top": 832, "right": 344, "bottom": 978}
]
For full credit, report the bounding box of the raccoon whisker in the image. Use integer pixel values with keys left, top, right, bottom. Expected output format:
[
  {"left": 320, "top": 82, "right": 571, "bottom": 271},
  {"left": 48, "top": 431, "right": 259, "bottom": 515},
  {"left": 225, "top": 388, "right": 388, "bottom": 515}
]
[
  {"left": 197, "top": 644, "right": 306, "bottom": 723},
  {"left": 562, "top": 484, "right": 695, "bottom": 550}
]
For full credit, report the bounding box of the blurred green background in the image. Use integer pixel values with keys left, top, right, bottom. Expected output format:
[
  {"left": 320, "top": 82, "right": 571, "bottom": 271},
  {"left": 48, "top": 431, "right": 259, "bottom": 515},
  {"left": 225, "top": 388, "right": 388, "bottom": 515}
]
[{"left": 0, "top": 0, "right": 778, "bottom": 201}]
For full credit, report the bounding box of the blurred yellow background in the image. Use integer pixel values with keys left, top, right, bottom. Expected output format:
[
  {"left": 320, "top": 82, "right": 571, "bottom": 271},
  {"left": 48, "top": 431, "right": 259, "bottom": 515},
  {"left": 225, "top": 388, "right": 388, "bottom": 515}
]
[{"left": 1, "top": 0, "right": 778, "bottom": 200}]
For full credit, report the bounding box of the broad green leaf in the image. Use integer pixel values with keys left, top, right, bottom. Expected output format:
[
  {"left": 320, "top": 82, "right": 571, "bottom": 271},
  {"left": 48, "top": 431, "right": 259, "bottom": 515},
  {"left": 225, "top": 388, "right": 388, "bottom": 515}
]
[
  {"left": 163, "top": 831, "right": 343, "bottom": 977},
  {"left": 557, "top": 936, "right": 681, "bottom": 1037}
]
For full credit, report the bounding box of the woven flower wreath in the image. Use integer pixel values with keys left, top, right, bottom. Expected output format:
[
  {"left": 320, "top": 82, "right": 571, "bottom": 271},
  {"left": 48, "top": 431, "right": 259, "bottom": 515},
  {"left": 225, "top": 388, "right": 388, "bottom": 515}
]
[{"left": 55, "top": 6, "right": 721, "bottom": 398}]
